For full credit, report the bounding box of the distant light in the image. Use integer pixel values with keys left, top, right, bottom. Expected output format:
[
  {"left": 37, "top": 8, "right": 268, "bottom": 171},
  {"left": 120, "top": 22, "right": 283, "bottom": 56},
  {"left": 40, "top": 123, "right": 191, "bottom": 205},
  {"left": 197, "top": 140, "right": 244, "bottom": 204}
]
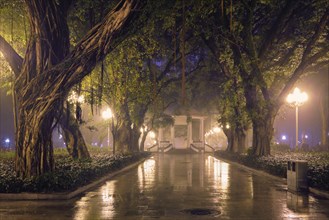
[
  {"left": 77, "top": 95, "right": 85, "bottom": 103},
  {"left": 226, "top": 124, "right": 230, "bottom": 129},
  {"left": 140, "top": 126, "right": 148, "bottom": 133},
  {"left": 102, "top": 108, "right": 113, "bottom": 120},
  {"left": 304, "top": 135, "right": 308, "bottom": 139},
  {"left": 282, "top": 135, "right": 287, "bottom": 140},
  {"left": 213, "top": 127, "right": 221, "bottom": 133},
  {"left": 67, "top": 91, "right": 85, "bottom": 104},
  {"left": 5, "top": 138, "right": 10, "bottom": 143},
  {"left": 149, "top": 131, "right": 156, "bottom": 139}
]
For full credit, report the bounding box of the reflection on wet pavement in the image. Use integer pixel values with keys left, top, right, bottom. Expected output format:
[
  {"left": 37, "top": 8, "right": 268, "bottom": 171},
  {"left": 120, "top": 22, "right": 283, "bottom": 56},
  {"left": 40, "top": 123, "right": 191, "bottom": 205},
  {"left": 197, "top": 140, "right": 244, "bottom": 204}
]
[{"left": 1, "top": 154, "right": 329, "bottom": 219}]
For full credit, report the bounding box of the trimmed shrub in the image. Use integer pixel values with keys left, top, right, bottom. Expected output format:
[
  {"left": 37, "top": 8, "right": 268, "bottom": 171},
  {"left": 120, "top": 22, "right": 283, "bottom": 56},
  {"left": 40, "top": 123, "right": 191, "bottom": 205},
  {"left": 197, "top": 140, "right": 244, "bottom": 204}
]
[
  {"left": 0, "top": 152, "right": 150, "bottom": 193},
  {"left": 215, "top": 151, "right": 329, "bottom": 191}
]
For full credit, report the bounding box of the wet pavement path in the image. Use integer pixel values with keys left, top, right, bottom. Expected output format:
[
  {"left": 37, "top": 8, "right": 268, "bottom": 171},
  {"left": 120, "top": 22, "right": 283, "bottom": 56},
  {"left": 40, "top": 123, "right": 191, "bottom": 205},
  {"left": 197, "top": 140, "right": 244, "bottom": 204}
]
[{"left": 1, "top": 154, "right": 329, "bottom": 219}]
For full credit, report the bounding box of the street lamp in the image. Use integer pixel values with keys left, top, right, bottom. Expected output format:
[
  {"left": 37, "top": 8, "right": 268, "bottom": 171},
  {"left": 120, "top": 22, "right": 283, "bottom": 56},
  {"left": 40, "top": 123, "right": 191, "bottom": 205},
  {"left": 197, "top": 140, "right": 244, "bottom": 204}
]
[
  {"left": 102, "top": 108, "right": 113, "bottom": 152},
  {"left": 286, "top": 87, "right": 308, "bottom": 151}
]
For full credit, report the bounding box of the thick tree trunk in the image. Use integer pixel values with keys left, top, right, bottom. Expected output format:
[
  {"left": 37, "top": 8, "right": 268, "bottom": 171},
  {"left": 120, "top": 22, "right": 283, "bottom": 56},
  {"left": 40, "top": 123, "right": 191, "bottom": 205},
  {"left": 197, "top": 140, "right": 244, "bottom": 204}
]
[
  {"left": 111, "top": 121, "right": 117, "bottom": 154},
  {"left": 129, "top": 126, "right": 141, "bottom": 152},
  {"left": 319, "top": 70, "right": 329, "bottom": 150},
  {"left": 237, "top": 130, "right": 247, "bottom": 153},
  {"left": 15, "top": 0, "right": 71, "bottom": 178},
  {"left": 251, "top": 116, "right": 274, "bottom": 156},
  {"left": 320, "top": 94, "right": 329, "bottom": 150},
  {"left": 14, "top": 0, "right": 144, "bottom": 178},
  {"left": 139, "top": 131, "right": 148, "bottom": 152},
  {"left": 60, "top": 107, "right": 90, "bottom": 159},
  {"left": 15, "top": 110, "right": 55, "bottom": 177},
  {"left": 224, "top": 129, "right": 238, "bottom": 153},
  {"left": 116, "top": 123, "right": 130, "bottom": 153},
  {"left": 115, "top": 98, "right": 145, "bottom": 153},
  {"left": 116, "top": 100, "right": 132, "bottom": 153},
  {"left": 224, "top": 128, "right": 247, "bottom": 153},
  {"left": 243, "top": 83, "right": 276, "bottom": 156},
  {"left": 116, "top": 122, "right": 141, "bottom": 153}
]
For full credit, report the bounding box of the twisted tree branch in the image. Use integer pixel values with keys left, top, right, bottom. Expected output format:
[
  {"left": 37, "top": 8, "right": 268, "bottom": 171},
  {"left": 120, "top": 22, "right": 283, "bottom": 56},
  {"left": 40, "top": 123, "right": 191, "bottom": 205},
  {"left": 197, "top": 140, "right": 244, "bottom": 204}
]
[{"left": 0, "top": 35, "right": 23, "bottom": 76}]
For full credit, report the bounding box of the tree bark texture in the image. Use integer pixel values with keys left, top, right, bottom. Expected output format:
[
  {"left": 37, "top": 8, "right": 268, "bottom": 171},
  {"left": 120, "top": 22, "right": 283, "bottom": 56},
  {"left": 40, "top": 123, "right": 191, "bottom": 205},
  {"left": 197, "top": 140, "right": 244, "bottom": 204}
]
[
  {"left": 243, "top": 83, "right": 276, "bottom": 156},
  {"left": 14, "top": 0, "right": 143, "bottom": 178},
  {"left": 60, "top": 106, "right": 90, "bottom": 159},
  {"left": 224, "top": 128, "right": 247, "bottom": 153},
  {"left": 0, "top": 2, "right": 92, "bottom": 163},
  {"left": 224, "top": 129, "right": 237, "bottom": 153},
  {"left": 15, "top": 0, "right": 71, "bottom": 177},
  {"left": 139, "top": 131, "right": 148, "bottom": 151},
  {"left": 319, "top": 82, "right": 329, "bottom": 149},
  {"left": 130, "top": 126, "right": 141, "bottom": 152},
  {"left": 251, "top": 116, "right": 274, "bottom": 156},
  {"left": 237, "top": 130, "right": 247, "bottom": 153},
  {"left": 115, "top": 101, "right": 142, "bottom": 153},
  {"left": 116, "top": 124, "right": 131, "bottom": 153}
]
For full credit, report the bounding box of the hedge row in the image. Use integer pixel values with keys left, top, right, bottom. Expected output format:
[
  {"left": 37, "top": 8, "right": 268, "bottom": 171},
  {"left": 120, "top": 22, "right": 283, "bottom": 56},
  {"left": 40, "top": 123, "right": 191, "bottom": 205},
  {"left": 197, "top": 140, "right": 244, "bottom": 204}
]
[
  {"left": 215, "top": 151, "right": 329, "bottom": 191},
  {"left": 0, "top": 152, "right": 150, "bottom": 193}
]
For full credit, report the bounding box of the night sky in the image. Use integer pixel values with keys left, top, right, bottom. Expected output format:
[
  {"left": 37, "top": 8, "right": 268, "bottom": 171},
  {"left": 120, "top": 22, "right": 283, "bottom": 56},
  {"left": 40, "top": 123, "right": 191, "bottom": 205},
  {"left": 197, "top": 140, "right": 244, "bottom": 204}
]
[
  {"left": 274, "top": 67, "right": 329, "bottom": 147},
  {"left": 0, "top": 87, "right": 14, "bottom": 147}
]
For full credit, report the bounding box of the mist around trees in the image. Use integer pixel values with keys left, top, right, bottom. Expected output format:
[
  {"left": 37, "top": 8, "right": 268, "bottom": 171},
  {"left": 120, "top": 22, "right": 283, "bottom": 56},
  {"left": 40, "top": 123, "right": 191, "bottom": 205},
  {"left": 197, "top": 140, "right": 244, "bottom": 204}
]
[{"left": 0, "top": 0, "right": 328, "bottom": 178}]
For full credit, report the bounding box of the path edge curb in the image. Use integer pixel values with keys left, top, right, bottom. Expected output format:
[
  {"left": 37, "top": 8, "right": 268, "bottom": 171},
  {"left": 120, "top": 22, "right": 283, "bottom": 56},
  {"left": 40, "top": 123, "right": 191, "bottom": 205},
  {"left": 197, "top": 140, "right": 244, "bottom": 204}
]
[
  {"left": 214, "top": 155, "right": 329, "bottom": 199},
  {"left": 0, "top": 157, "right": 148, "bottom": 201}
]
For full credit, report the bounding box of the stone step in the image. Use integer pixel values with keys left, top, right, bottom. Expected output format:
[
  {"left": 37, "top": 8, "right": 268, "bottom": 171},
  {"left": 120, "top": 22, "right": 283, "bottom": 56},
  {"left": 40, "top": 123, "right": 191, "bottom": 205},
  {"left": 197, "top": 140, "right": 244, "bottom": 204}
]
[{"left": 167, "top": 148, "right": 196, "bottom": 154}]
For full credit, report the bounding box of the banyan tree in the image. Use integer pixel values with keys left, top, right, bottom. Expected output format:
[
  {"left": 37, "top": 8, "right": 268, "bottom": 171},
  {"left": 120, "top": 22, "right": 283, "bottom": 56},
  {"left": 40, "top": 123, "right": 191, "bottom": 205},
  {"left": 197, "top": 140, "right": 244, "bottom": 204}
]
[{"left": 0, "top": 0, "right": 145, "bottom": 178}]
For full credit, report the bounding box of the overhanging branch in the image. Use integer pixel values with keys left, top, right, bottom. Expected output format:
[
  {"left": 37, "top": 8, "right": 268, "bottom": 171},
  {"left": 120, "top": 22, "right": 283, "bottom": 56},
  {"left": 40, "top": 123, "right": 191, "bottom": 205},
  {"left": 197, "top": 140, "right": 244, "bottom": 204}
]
[
  {"left": 258, "top": 1, "right": 296, "bottom": 59},
  {"left": 0, "top": 35, "right": 23, "bottom": 76},
  {"left": 277, "top": 9, "right": 329, "bottom": 105},
  {"left": 21, "top": 0, "right": 146, "bottom": 110}
]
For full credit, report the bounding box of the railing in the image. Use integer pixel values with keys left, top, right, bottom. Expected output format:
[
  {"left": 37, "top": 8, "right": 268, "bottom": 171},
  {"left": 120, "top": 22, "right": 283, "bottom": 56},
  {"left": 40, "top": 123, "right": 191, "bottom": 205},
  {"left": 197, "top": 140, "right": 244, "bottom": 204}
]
[
  {"left": 205, "top": 144, "right": 215, "bottom": 152},
  {"left": 190, "top": 142, "right": 215, "bottom": 153},
  {"left": 159, "top": 143, "right": 173, "bottom": 153},
  {"left": 147, "top": 143, "right": 158, "bottom": 152},
  {"left": 190, "top": 144, "right": 200, "bottom": 153}
]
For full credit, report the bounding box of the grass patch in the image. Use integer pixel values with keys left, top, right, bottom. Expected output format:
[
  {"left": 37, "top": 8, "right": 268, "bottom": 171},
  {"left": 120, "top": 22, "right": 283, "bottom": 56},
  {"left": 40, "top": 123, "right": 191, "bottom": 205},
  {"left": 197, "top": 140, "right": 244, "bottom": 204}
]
[{"left": 0, "top": 150, "right": 15, "bottom": 160}]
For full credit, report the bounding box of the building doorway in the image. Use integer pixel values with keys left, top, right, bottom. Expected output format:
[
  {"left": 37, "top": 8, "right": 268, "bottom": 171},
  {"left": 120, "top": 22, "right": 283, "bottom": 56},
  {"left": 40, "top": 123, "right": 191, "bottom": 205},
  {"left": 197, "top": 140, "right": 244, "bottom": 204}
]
[{"left": 174, "top": 125, "right": 187, "bottom": 149}]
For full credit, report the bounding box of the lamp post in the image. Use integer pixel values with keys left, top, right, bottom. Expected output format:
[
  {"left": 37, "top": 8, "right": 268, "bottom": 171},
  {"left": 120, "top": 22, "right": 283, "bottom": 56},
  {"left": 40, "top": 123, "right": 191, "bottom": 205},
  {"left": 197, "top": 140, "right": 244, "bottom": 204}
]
[
  {"left": 102, "top": 108, "right": 113, "bottom": 152},
  {"left": 286, "top": 87, "right": 308, "bottom": 151}
]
